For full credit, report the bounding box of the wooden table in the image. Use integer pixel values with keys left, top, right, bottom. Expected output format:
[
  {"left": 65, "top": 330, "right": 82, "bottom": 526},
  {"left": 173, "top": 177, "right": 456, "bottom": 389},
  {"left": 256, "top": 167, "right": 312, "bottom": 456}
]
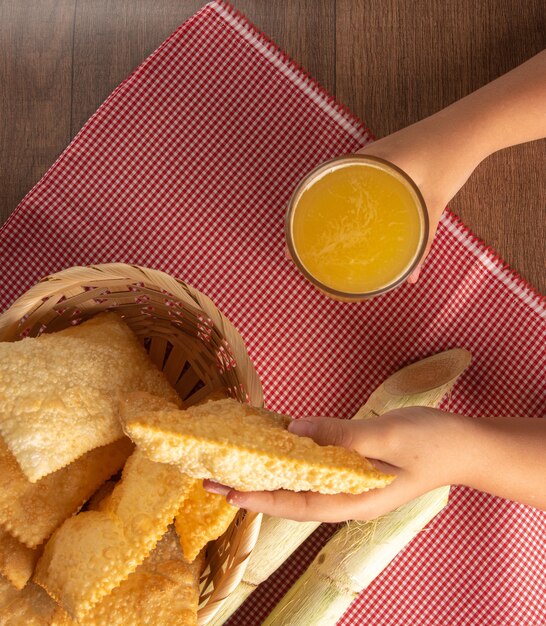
[{"left": 1, "top": 1, "right": 544, "bottom": 292}]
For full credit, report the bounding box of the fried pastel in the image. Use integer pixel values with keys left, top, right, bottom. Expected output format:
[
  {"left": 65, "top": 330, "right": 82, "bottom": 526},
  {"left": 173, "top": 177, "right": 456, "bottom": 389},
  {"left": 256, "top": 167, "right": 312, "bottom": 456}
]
[
  {"left": 186, "top": 387, "right": 230, "bottom": 407},
  {"left": 0, "top": 437, "right": 132, "bottom": 548},
  {"left": 0, "top": 527, "right": 42, "bottom": 590},
  {"left": 0, "top": 575, "right": 60, "bottom": 626},
  {"left": 51, "top": 527, "right": 202, "bottom": 626},
  {"left": 121, "top": 394, "right": 236, "bottom": 562},
  {"left": 175, "top": 482, "right": 237, "bottom": 563},
  {"left": 119, "top": 390, "right": 179, "bottom": 416},
  {"left": 0, "top": 313, "right": 180, "bottom": 482},
  {"left": 85, "top": 480, "right": 117, "bottom": 512},
  {"left": 33, "top": 450, "right": 195, "bottom": 620},
  {"left": 123, "top": 398, "right": 395, "bottom": 495}
]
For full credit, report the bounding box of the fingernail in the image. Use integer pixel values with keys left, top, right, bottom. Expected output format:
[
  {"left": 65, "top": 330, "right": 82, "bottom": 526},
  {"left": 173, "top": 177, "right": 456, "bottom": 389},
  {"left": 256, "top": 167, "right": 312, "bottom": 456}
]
[
  {"left": 408, "top": 266, "right": 421, "bottom": 284},
  {"left": 226, "top": 491, "right": 245, "bottom": 506},
  {"left": 288, "top": 419, "right": 315, "bottom": 437},
  {"left": 203, "top": 480, "right": 230, "bottom": 496}
]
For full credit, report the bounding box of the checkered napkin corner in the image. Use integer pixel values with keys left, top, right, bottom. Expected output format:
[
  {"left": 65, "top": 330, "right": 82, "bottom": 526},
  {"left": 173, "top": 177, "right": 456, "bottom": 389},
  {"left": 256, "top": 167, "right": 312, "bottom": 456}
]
[{"left": 0, "top": 2, "right": 545, "bottom": 625}]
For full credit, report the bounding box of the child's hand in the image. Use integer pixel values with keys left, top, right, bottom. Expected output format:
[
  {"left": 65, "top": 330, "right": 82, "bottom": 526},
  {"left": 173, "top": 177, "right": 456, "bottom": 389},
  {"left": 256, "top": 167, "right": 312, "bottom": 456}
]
[
  {"left": 205, "top": 406, "right": 546, "bottom": 521},
  {"left": 357, "top": 122, "right": 481, "bottom": 283},
  {"left": 205, "top": 408, "right": 472, "bottom": 523},
  {"left": 358, "top": 50, "right": 546, "bottom": 283}
]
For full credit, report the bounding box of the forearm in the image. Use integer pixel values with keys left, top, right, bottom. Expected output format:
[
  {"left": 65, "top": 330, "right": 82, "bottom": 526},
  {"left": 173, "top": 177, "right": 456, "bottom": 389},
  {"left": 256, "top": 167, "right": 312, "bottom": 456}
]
[
  {"left": 459, "top": 415, "right": 546, "bottom": 509},
  {"left": 426, "top": 49, "right": 546, "bottom": 161}
]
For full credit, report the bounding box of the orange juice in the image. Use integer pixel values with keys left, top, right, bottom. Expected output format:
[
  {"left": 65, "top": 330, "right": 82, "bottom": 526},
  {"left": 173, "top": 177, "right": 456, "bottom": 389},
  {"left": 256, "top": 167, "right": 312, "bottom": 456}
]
[{"left": 286, "top": 155, "right": 428, "bottom": 298}]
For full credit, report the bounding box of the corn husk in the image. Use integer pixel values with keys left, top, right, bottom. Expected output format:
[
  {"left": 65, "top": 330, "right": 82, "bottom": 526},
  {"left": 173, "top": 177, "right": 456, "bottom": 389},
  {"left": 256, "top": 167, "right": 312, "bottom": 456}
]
[{"left": 210, "top": 349, "right": 471, "bottom": 625}]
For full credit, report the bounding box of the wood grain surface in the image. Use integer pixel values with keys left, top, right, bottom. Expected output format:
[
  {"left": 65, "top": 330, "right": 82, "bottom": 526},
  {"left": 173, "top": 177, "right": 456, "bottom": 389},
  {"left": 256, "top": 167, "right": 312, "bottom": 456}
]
[{"left": 1, "top": 1, "right": 544, "bottom": 292}]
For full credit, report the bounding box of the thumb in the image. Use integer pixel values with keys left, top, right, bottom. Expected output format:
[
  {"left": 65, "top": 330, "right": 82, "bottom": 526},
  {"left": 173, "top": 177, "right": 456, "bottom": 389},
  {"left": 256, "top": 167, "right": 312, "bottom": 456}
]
[{"left": 288, "top": 417, "right": 354, "bottom": 449}]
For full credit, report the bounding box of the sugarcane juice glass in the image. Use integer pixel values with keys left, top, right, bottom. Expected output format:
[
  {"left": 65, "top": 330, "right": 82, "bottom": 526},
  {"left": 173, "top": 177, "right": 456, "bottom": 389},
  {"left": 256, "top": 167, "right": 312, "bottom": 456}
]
[{"left": 285, "top": 155, "right": 429, "bottom": 300}]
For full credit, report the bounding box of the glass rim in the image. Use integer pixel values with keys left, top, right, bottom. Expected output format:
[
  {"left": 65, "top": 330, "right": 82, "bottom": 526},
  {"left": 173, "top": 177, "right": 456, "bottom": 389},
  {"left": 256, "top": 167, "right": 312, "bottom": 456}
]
[{"left": 285, "top": 154, "right": 430, "bottom": 299}]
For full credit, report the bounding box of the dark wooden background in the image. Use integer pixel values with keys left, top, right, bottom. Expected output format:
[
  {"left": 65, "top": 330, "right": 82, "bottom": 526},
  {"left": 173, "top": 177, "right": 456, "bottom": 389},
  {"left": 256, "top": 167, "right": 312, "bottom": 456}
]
[{"left": 1, "top": 1, "right": 544, "bottom": 291}]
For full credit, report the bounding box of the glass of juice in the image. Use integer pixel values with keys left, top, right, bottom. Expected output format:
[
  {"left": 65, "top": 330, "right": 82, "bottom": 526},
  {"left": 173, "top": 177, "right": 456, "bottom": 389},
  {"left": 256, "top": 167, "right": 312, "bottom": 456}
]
[{"left": 285, "top": 154, "right": 429, "bottom": 300}]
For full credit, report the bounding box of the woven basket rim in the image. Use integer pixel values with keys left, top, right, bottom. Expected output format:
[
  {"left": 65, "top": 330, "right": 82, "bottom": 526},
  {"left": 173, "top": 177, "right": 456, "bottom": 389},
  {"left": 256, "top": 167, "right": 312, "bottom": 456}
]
[{"left": 0, "top": 263, "right": 263, "bottom": 402}]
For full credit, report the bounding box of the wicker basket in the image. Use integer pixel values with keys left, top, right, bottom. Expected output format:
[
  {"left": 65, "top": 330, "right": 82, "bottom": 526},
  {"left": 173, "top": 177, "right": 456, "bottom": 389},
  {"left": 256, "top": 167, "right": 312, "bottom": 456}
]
[{"left": 0, "top": 263, "right": 264, "bottom": 625}]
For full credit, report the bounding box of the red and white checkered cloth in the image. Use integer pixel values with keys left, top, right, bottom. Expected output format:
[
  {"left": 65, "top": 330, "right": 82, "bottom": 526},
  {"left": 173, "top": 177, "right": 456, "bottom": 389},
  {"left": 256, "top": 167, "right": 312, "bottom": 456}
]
[{"left": 1, "top": 2, "right": 544, "bottom": 624}]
